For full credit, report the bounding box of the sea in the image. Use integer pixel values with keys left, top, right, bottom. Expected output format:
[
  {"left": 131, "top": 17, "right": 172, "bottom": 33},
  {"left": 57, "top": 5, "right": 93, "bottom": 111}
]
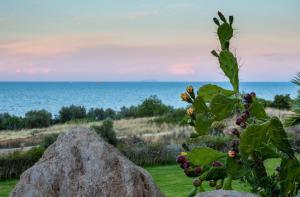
[{"left": 0, "top": 82, "right": 298, "bottom": 116}]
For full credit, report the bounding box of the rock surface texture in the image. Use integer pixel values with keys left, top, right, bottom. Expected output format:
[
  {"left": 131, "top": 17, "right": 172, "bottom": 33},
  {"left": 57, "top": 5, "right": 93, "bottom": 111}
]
[
  {"left": 196, "top": 190, "right": 259, "bottom": 197},
  {"left": 10, "top": 127, "right": 164, "bottom": 197}
]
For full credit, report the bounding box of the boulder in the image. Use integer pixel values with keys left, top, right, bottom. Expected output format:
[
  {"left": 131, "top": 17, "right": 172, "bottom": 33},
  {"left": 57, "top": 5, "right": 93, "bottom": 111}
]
[
  {"left": 196, "top": 190, "right": 258, "bottom": 197},
  {"left": 10, "top": 127, "right": 164, "bottom": 197}
]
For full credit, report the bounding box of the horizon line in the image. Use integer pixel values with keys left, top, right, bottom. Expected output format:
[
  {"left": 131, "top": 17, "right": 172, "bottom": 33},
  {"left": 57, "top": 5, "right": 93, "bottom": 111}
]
[{"left": 0, "top": 80, "right": 294, "bottom": 83}]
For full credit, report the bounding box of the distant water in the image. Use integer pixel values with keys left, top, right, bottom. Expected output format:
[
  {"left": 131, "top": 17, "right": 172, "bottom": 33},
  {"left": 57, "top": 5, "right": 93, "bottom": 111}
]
[{"left": 0, "top": 82, "right": 298, "bottom": 116}]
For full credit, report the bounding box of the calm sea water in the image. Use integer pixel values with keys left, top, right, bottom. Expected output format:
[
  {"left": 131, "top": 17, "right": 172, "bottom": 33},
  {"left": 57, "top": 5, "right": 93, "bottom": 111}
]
[{"left": 0, "top": 82, "right": 298, "bottom": 116}]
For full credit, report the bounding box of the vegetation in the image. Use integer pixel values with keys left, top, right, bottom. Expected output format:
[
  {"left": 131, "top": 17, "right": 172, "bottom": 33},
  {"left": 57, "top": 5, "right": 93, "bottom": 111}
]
[
  {"left": 40, "top": 133, "right": 59, "bottom": 149},
  {"left": 0, "top": 96, "right": 177, "bottom": 131},
  {"left": 0, "top": 94, "right": 294, "bottom": 132},
  {"left": 177, "top": 12, "right": 300, "bottom": 196},
  {"left": 24, "top": 110, "right": 52, "bottom": 129},
  {"left": 119, "top": 138, "right": 178, "bottom": 166},
  {"left": 152, "top": 108, "right": 186, "bottom": 125},
  {"left": 269, "top": 94, "right": 292, "bottom": 109},
  {"left": 285, "top": 73, "right": 300, "bottom": 126},
  {"left": 0, "top": 179, "right": 18, "bottom": 197},
  {"left": 0, "top": 113, "right": 24, "bottom": 130},
  {"left": 0, "top": 147, "right": 45, "bottom": 180},
  {"left": 59, "top": 105, "right": 87, "bottom": 123},
  {"left": 91, "top": 119, "right": 118, "bottom": 146}
]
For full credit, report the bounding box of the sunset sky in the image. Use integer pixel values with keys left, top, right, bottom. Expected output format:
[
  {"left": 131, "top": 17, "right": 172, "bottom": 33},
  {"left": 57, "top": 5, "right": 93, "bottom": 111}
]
[{"left": 0, "top": 0, "right": 299, "bottom": 81}]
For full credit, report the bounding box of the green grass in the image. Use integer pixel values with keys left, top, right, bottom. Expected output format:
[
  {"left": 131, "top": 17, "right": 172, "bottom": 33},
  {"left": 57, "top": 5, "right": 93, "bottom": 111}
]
[
  {"left": 0, "top": 180, "right": 18, "bottom": 197},
  {"left": 145, "top": 165, "right": 251, "bottom": 197}
]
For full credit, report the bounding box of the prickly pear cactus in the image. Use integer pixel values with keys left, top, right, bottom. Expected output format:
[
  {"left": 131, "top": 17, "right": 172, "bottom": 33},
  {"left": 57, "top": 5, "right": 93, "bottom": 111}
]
[{"left": 178, "top": 11, "right": 300, "bottom": 197}]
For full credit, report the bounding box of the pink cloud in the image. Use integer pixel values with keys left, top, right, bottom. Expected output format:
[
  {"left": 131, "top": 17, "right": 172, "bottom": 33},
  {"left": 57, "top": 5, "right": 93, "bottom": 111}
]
[
  {"left": 15, "top": 67, "right": 51, "bottom": 75},
  {"left": 168, "top": 63, "right": 197, "bottom": 76},
  {"left": 0, "top": 33, "right": 114, "bottom": 57}
]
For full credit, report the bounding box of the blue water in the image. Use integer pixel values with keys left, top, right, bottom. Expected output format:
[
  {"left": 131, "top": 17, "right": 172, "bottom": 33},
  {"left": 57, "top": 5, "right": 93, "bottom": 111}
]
[{"left": 0, "top": 82, "right": 298, "bottom": 116}]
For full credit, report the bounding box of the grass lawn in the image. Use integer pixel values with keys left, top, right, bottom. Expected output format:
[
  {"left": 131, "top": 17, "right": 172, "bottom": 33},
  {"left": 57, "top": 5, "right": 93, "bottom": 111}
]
[
  {"left": 0, "top": 158, "right": 282, "bottom": 197},
  {"left": 0, "top": 180, "right": 18, "bottom": 197},
  {"left": 146, "top": 165, "right": 251, "bottom": 197}
]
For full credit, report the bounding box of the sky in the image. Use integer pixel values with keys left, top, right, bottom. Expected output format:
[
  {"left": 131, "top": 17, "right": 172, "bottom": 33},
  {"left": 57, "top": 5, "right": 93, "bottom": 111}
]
[{"left": 0, "top": 0, "right": 299, "bottom": 82}]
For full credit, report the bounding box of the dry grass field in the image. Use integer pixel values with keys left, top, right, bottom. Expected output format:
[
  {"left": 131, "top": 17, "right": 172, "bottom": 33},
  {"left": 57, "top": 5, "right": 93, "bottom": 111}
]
[{"left": 0, "top": 117, "right": 194, "bottom": 148}]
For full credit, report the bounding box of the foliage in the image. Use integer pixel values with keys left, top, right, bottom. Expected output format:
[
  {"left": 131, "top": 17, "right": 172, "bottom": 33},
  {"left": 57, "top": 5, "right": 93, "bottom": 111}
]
[
  {"left": 285, "top": 73, "right": 300, "bottom": 126},
  {"left": 40, "top": 133, "right": 59, "bottom": 148},
  {"left": 59, "top": 105, "right": 87, "bottom": 123},
  {"left": 153, "top": 108, "right": 186, "bottom": 125},
  {"left": 269, "top": 94, "right": 292, "bottom": 109},
  {"left": 91, "top": 119, "right": 118, "bottom": 146},
  {"left": 188, "top": 135, "right": 231, "bottom": 152},
  {"left": 120, "top": 143, "right": 178, "bottom": 167},
  {"left": 24, "top": 110, "right": 52, "bottom": 129},
  {"left": 0, "top": 147, "right": 45, "bottom": 180},
  {"left": 0, "top": 96, "right": 176, "bottom": 132},
  {"left": 118, "top": 106, "right": 138, "bottom": 118},
  {"left": 87, "top": 108, "right": 105, "bottom": 121},
  {"left": 0, "top": 113, "right": 24, "bottom": 130},
  {"left": 104, "top": 108, "right": 116, "bottom": 120},
  {"left": 136, "top": 95, "right": 172, "bottom": 117},
  {"left": 178, "top": 12, "right": 300, "bottom": 197}
]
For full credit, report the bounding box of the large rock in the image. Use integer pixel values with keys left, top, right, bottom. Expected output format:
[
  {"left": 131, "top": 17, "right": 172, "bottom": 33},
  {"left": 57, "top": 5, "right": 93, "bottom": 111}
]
[
  {"left": 11, "top": 127, "right": 164, "bottom": 197},
  {"left": 196, "top": 190, "right": 258, "bottom": 197}
]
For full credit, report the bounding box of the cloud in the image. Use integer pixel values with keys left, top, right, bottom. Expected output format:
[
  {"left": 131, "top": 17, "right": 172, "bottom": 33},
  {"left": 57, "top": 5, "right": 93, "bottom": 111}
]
[
  {"left": 168, "top": 63, "right": 197, "bottom": 76},
  {"left": 15, "top": 67, "right": 51, "bottom": 75},
  {"left": 0, "top": 33, "right": 114, "bottom": 57}
]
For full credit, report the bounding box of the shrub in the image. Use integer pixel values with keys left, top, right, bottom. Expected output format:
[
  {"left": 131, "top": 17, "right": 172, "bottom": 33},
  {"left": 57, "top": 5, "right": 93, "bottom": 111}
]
[
  {"left": 0, "top": 147, "right": 45, "bottom": 180},
  {"left": 24, "top": 110, "right": 52, "bottom": 129},
  {"left": 256, "top": 98, "right": 272, "bottom": 108},
  {"left": 104, "top": 108, "right": 116, "bottom": 120},
  {"left": 87, "top": 108, "right": 105, "bottom": 121},
  {"left": 270, "top": 94, "right": 292, "bottom": 109},
  {"left": 59, "top": 105, "right": 86, "bottom": 123},
  {"left": 285, "top": 74, "right": 300, "bottom": 126},
  {"left": 177, "top": 12, "right": 300, "bottom": 197},
  {"left": 188, "top": 135, "right": 231, "bottom": 152},
  {"left": 91, "top": 119, "right": 117, "bottom": 146},
  {"left": 0, "top": 113, "right": 24, "bottom": 130},
  {"left": 40, "top": 133, "right": 59, "bottom": 148},
  {"left": 118, "top": 106, "right": 138, "bottom": 119},
  {"left": 136, "top": 95, "right": 172, "bottom": 117},
  {"left": 120, "top": 143, "right": 178, "bottom": 166},
  {"left": 153, "top": 108, "right": 186, "bottom": 125}
]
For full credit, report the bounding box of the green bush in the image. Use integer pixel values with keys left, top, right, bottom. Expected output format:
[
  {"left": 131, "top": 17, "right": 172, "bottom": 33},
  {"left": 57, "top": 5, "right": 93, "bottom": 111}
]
[
  {"left": 91, "top": 119, "right": 118, "bottom": 146},
  {"left": 24, "top": 110, "right": 52, "bottom": 129},
  {"left": 256, "top": 98, "right": 272, "bottom": 108},
  {"left": 118, "top": 106, "right": 137, "bottom": 119},
  {"left": 87, "top": 108, "right": 105, "bottom": 121},
  {"left": 153, "top": 108, "right": 186, "bottom": 125},
  {"left": 59, "top": 105, "right": 87, "bottom": 123},
  {"left": 40, "top": 133, "right": 59, "bottom": 148},
  {"left": 120, "top": 143, "right": 178, "bottom": 166},
  {"left": 269, "top": 94, "right": 292, "bottom": 109},
  {"left": 0, "top": 113, "right": 24, "bottom": 130},
  {"left": 136, "top": 95, "right": 172, "bottom": 117},
  {"left": 0, "top": 147, "right": 45, "bottom": 180},
  {"left": 104, "top": 108, "right": 116, "bottom": 120},
  {"left": 188, "top": 135, "right": 231, "bottom": 152}
]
